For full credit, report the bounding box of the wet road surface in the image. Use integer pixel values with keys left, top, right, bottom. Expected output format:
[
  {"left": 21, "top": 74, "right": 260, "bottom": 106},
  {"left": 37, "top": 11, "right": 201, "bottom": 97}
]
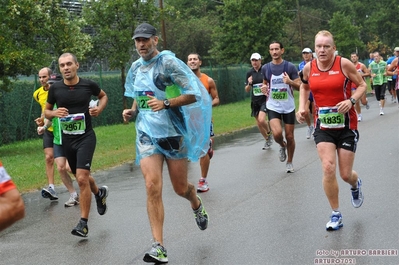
[{"left": 1, "top": 96, "right": 398, "bottom": 265}]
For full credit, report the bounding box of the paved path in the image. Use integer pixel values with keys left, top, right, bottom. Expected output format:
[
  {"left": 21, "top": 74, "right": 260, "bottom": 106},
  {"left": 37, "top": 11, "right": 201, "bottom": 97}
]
[{"left": 1, "top": 96, "right": 398, "bottom": 265}]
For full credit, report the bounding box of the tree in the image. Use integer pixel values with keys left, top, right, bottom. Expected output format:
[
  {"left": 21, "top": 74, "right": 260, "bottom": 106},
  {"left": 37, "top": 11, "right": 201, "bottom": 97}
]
[
  {"left": 164, "top": 0, "right": 220, "bottom": 64},
  {"left": 82, "top": 0, "right": 158, "bottom": 108},
  {"left": 283, "top": 5, "right": 329, "bottom": 58},
  {"left": 332, "top": 0, "right": 399, "bottom": 57},
  {"left": 0, "top": 0, "right": 91, "bottom": 91},
  {"left": 328, "top": 11, "right": 365, "bottom": 57},
  {"left": 210, "top": 0, "right": 292, "bottom": 64}
]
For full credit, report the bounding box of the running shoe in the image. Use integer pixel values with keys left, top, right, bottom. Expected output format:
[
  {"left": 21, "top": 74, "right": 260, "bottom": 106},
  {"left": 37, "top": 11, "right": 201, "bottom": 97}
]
[
  {"left": 279, "top": 144, "right": 287, "bottom": 162},
  {"left": 143, "top": 242, "right": 168, "bottom": 264},
  {"left": 351, "top": 178, "right": 364, "bottom": 208},
  {"left": 262, "top": 141, "right": 270, "bottom": 150},
  {"left": 286, "top": 163, "right": 294, "bottom": 173},
  {"left": 193, "top": 195, "right": 208, "bottom": 230},
  {"left": 326, "top": 211, "right": 343, "bottom": 231},
  {"left": 306, "top": 125, "right": 314, "bottom": 139},
  {"left": 95, "top": 186, "right": 109, "bottom": 215},
  {"left": 266, "top": 132, "right": 273, "bottom": 147},
  {"left": 65, "top": 194, "right": 79, "bottom": 207},
  {"left": 357, "top": 114, "right": 362, "bottom": 122},
  {"left": 41, "top": 186, "right": 58, "bottom": 200},
  {"left": 365, "top": 101, "right": 370, "bottom": 110},
  {"left": 71, "top": 219, "right": 88, "bottom": 237},
  {"left": 379, "top": 109, "right": 384, "bottom": 115},
  {"left": 197, "top": 178, "right": 209, "bottom": 192}
]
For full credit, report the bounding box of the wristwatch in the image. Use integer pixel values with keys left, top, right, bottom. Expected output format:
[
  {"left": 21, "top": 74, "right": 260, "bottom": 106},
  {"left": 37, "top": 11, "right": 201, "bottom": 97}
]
[
  {"left": 349, "top": 97, "right": 356, "bottom": 105},
  {"left": 163, "top": 99, "right": 170, "bottom": 109}
]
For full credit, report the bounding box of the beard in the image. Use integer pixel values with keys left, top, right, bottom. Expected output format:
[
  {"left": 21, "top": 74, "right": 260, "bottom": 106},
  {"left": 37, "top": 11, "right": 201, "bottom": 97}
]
[{"left": 137, "top": 46, "right": 157, "bottom": 61}]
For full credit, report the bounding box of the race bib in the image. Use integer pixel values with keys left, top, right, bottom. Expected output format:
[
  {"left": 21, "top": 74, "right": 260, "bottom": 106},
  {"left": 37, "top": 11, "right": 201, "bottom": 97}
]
[
  {"left": 137, "top": 91, "right": 155, "bottom": 111},
  {"left": 270, "top": 87, "right": 288, "bottom": 101},
  {"left": 60, "top": 113, "right": 86, "bottom": 135},
  {"left": 318, "top": 107, "right": 345, "bottom": 129},
  {"left": 252, "top": 83, "right": 263, "bottom": 96}
]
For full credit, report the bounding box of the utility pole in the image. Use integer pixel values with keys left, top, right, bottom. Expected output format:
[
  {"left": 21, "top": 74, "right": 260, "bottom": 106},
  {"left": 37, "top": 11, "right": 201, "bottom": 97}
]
[
  {"left": 159, "top": 0, "right": 167, "bottom": 49},
  {"left": 296, "top": 0, "right": 303, "bottom": 50}
]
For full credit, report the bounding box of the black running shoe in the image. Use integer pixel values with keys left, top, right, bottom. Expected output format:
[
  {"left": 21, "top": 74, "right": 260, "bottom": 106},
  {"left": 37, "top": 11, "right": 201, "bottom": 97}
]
[
  {"left": 95, "top": 186, "right": 109, "bottom": 215},
  {"left": 71, "top": 220, "right": 88, "bottom": 237},
  {"left": 193, "top": 195, "right": 209, "bottom": 230}
]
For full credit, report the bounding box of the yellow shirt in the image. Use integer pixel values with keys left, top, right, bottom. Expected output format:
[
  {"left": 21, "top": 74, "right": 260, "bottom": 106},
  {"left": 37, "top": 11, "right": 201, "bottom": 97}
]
[{"left": 33, "top": 86, "right": 53, "bottom": 132}]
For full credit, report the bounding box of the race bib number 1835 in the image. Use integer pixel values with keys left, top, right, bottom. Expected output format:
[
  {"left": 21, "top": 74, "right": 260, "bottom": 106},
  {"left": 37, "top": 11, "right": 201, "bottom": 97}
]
[{"left": 318, "top": 107, "right": 345, "bottom": 129}]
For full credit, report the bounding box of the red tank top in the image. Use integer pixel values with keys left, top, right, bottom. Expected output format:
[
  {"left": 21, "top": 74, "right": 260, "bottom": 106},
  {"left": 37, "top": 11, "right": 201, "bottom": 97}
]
[
  {"left": 351, "top": 63, "right": 364, "bottom": 89},
  {"left": 309, "top": 56, "right": 357, "bottom": 130}
]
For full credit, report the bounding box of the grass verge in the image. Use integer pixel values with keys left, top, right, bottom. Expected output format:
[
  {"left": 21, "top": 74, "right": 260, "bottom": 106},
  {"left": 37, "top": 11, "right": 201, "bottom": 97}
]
[
  {"left": 3, "top": 78, "right": 374, "bottom": 194},
  {"left": 1, "top": 98, "right": 255, "bottom": 193}
]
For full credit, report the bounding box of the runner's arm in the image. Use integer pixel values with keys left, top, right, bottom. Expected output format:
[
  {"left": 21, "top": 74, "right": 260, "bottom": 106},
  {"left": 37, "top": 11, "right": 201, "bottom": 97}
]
[{"left": 0, "top": 188, "right": 25, "bottom": 232}]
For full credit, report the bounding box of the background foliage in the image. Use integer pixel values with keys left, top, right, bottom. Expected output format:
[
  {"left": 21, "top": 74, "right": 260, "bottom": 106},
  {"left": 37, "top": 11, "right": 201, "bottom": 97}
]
[
  {"left": 3, "top": 0, "right": 399, "bottom": 91},
  {"left": 1, "top": 0, "right": 398, "bottom": 144}
]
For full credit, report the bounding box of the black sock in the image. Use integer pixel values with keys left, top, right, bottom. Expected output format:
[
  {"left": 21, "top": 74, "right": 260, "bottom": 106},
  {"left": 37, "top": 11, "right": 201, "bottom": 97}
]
[{"left": 81, "top": 218, "right": 88, "bottom": 223}]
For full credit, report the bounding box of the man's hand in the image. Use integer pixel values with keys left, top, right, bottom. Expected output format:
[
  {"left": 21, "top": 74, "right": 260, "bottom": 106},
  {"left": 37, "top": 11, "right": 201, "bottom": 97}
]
[
  {"left": 336, "top": 99, "right": 352, "bottom": 114},
  {"left": 122, "top": 109, "right": 138, "bottom": 123},
  {"left": 89, "top": 106, "right": 101, "bottom": 117},
  {"left": 261, "top": 83, "right": 270, "bottom": 96},
  {"left": 296, "top": 109, "right": 307, "bottom": 124},
  {"left": 147, "top": 95, "right": 164, "bottom": 111},
  {"left": 34, "top": 117, "right": 44, "bottom": 126},
  {"left": 37, "top": 126, "right": 46, "bottom": 135},
  {"left": 247, "top": 76, "right": 253, "bottom": 85},
  {"left": 282, "top": 72, "right": 292, "bottom": 85},
  {"left": 52, "top": 107, "right": 69, "bottom": 118}
]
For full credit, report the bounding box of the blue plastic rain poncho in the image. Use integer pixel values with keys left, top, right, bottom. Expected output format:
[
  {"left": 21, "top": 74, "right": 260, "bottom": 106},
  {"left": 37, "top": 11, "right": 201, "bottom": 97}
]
[{"left": 125, "top": 51, "right": 212, "bottom": 164}]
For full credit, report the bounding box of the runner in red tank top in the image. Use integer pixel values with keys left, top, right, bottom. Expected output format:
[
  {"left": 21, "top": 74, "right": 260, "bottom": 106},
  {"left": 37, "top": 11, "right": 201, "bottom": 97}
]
[
  {"left": 350, "top": 52, "right": 370, "bottom": 121},
  {"left": 296, "top": 30, "right": 366, "bottom": 231}
]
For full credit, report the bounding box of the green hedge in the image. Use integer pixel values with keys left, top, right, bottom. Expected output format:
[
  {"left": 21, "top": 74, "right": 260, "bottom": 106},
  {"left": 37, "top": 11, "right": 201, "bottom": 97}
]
[
  {"left": 202, "top": 64, "right": 250, "bottom": 104},
  {"left": 0, "top": 65, "right": 250, "bottom": 145}
]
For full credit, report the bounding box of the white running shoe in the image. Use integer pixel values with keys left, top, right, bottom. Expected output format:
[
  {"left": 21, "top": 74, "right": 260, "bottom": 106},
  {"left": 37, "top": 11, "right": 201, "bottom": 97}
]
[
  {"left": 286, "top": 163, "right": 294, "bottom": 173},
  {"left": 306, "top": 125, "right": 314, "bottom": 139},
  {"left": 326, "top": 211, "right": 343, "bottom": 231},
  {"left": 65, "top": 194, "right": 79, "bottom": 207},
  {"left": 279, "top": 145, "right": 287, "bottom": 162}
]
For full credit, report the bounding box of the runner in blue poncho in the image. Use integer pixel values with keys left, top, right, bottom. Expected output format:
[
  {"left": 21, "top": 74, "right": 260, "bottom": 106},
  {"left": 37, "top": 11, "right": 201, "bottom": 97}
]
[{"left": 122, "top": 23, "right": 211, "bottom": 264}]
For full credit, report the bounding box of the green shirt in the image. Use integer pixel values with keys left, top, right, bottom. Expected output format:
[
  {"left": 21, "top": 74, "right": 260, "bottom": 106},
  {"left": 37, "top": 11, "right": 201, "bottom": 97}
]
[{"left": 369, "top": 60, "right": 387, "bottom": 85}]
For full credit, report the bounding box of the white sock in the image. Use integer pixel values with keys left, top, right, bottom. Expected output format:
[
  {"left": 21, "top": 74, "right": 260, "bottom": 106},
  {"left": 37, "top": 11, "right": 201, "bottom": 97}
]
[{"left": 49, "top": 184, "right": 55, "bottom": 190}]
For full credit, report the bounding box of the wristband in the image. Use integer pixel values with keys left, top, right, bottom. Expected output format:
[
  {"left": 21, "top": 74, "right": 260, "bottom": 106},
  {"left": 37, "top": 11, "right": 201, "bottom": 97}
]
[
  {"left": 43, "top": 125, "right": 48, "bottom": 130},
  {"left": 299, "top": 71, "right": 308, "bottom": 84}
]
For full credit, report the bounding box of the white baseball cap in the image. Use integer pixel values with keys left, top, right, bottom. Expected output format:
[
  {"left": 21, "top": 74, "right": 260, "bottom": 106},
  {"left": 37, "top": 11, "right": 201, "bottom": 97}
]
[
  {"left": 302, "top": 48, "right": 312, "bottom": 53},
  {"left": 250, "top": 53, "right": 261, "bottom": 60}
]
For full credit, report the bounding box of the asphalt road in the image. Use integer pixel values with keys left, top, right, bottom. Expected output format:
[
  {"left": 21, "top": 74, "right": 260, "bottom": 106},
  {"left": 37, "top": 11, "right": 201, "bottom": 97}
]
[{"left": 1, "top": 96, "right": 398, "bottom": 265}]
